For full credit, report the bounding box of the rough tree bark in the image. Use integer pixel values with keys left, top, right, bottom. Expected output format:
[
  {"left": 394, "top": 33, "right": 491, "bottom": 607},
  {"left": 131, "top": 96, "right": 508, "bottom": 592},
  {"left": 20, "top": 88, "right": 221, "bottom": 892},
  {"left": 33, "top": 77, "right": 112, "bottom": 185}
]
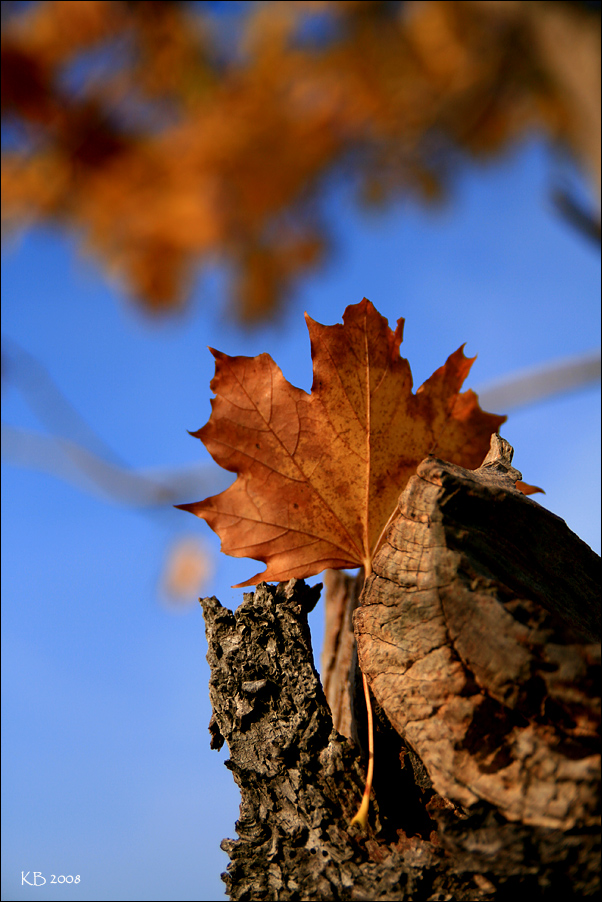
[{"left": 202, "top": 437, "right": 600, "bottom": 900}]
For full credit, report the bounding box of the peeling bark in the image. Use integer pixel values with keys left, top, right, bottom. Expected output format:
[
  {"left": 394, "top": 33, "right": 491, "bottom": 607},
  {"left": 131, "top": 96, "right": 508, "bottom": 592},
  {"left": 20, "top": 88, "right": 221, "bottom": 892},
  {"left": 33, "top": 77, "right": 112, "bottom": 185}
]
[
  {"left": 202, "top": 437, "right": 600, "bottom": 900},
  {"left": 356, "top": 436, "right": 600, "bottom": 831}
]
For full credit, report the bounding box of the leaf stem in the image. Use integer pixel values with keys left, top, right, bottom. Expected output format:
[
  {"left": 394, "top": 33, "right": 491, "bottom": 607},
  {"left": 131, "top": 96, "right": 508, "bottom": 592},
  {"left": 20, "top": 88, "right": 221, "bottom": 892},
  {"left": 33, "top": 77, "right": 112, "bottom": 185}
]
[
  {"left": 371, "top": 502, "right": 398, "bottom": 562},
  {"left": 350, "top": 671, "right": 375, "bottom": 830}
]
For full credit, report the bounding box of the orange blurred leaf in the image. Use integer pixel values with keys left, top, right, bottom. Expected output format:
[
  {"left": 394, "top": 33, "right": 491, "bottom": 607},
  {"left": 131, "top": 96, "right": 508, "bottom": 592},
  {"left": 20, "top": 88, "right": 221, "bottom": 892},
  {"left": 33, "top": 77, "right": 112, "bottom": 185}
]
[{"left": 161, "top": 536, "right": 213, "bottom": 603}]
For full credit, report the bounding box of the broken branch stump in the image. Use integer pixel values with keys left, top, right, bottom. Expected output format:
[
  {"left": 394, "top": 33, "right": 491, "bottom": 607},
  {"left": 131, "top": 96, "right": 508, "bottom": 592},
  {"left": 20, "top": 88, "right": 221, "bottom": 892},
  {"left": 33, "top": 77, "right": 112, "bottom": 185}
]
[{"left": 202, "top": 437, "right": 600, "bottom": 900}]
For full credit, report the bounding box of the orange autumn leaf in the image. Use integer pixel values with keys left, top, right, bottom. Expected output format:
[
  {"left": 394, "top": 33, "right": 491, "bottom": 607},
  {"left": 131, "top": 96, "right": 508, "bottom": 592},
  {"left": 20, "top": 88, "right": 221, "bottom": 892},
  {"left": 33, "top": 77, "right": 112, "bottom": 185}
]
[
  {"left": 178, "top": 298, "right": 506, "bottom": 586},
  {"left": 161, "top": 536, "right": 214, "bottom": 604},
  {"left": 3, "top": 3, "right": 598, "bottom": 320},
  {"left": 516, "top": 480, "right": 545, "bottom": 496}
]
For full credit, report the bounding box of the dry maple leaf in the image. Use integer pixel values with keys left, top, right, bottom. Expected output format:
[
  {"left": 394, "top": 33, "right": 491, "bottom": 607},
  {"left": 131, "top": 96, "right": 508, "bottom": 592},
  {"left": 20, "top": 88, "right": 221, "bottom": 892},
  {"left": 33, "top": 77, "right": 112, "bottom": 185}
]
[{"left": 178, "top": 298, "right": 509, "bottom": 587}]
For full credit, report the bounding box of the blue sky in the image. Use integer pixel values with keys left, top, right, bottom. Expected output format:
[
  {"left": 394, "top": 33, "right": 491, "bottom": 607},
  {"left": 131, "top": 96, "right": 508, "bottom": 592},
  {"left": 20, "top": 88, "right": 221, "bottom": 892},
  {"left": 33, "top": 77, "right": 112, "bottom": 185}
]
[{"left": 2, "top": 137, "right": 600, "bottom": 901}]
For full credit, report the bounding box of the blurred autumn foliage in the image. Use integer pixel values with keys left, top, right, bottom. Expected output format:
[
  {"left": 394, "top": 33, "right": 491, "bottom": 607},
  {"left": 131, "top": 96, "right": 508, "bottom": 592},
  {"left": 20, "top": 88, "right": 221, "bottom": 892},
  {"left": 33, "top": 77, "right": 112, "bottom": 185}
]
[{"left": 2, "top": 0, "right": 600, "bottom": 322}]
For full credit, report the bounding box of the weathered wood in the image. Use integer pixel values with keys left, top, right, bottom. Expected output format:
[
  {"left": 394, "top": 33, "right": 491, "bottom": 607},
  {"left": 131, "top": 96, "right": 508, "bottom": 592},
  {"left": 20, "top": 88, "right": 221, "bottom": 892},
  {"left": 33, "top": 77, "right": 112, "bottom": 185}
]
[
  {"left": 320, "top": 569, "right": 362, "bottom": 742},
  {"left": 202, "top": 581, "right": 440, "bottom": 901},
  {"left": 202, "top": 436, "right": 600, "bottom": 899},
  {"left": 356, "top": 435, "right": 600, "bottom": 830},
  {"left": 203, "top": 580, "right": 537, "bottom": 901}
]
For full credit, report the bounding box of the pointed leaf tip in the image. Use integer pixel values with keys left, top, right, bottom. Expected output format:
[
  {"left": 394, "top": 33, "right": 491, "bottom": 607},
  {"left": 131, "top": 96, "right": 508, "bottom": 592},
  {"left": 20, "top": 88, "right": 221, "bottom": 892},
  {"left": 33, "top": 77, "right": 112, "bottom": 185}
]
[
  {"left": 516, "top": 481, "right": 545, "bottom": 496},
  {"left": 174, "top": 502, "right": 191, "bottom": 512}
]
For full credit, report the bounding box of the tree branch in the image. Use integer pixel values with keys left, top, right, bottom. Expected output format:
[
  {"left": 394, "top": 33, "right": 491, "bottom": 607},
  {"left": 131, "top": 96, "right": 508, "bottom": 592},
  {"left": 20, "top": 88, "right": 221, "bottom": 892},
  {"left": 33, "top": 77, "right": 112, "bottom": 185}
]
[{"left": 202, "top": 437, "right": 600, "bottom": 900}]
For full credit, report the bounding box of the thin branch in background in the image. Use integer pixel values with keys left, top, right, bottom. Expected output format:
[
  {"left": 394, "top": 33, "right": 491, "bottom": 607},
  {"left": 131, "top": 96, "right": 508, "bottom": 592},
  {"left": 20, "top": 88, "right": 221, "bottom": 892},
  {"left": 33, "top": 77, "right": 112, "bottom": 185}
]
[
  {"left": 2, "top": 335, "right": 142, "bottom": 470},
  {"left": 1, "top": 337, "right": 229, "bottom": 604},
  {"left": 476, "top": 349, "right": 601, "bottom": 413},
  {"left": 1, "top": 335, "right": 229, "bottom": 509},
  {"left": 0, "top": 423, "right": 228, "bottom": 508},
  {"left": 553, "top": 187, "right": 602, "bottom": 245}
]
